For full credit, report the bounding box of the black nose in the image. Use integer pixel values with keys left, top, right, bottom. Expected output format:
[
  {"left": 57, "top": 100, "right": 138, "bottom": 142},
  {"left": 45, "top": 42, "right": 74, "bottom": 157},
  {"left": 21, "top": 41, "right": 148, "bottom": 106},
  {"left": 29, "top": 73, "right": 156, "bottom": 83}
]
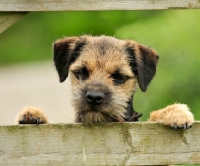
[{"left": 86, "top": 91, "right": 105, "bottom": 105}]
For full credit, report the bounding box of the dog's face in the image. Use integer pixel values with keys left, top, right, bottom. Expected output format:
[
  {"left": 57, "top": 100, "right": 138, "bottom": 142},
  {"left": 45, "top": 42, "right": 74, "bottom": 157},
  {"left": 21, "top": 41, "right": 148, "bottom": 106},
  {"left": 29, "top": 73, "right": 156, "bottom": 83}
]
[{"left": 53, "top": 35, "right": 159, "bottom": 125}]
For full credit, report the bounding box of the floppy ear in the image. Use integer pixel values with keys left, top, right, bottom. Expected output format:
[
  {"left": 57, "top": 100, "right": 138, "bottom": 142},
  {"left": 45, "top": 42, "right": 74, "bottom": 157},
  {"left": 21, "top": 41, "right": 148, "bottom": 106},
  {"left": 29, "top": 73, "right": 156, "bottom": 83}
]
[
  {"left": 126, "top": 42, "right": 159, "bottom": 92},
  {"left": 53, "top": 37, "right": 86, "bottom": 82},
  {"left": 137, "top": 44, "right": 159, "bottom": 92}
]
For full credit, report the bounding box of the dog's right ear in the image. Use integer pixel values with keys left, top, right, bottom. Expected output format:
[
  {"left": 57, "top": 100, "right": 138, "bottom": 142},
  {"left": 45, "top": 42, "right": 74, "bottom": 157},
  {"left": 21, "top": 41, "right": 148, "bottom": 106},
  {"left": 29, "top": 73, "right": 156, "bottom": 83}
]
[{"left": 53, "top": 37, "right": 86, "bottom": 82}]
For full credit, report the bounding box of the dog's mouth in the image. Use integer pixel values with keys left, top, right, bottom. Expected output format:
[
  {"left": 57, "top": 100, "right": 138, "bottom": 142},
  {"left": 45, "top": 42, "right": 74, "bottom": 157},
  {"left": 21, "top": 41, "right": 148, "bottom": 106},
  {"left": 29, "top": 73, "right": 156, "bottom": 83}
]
[
  {"left": 73, "top": 99, "right": 143, "bottom": 125},
  {"left": 75, "top": 111, "right": 123, "bottom": 125},
  {"left": 74, "top": 103, "right": 125, "bottom": 125},
  {"left": 72, "top": 84, "right": 142, "bottom": 125},
  {"left": 75, "top": 106, "right": 143, "bottom": 125}
]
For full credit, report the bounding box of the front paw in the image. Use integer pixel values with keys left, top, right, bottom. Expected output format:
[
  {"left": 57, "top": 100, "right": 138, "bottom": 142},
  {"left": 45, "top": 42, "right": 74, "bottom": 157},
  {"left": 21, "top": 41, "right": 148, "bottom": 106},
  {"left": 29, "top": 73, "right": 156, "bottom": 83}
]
[
  {"left": 149, "top": 103, "right": 194, "bottom": 129},
  {"left": 15, "top": 106, "right": 48, "bottom": 124}
]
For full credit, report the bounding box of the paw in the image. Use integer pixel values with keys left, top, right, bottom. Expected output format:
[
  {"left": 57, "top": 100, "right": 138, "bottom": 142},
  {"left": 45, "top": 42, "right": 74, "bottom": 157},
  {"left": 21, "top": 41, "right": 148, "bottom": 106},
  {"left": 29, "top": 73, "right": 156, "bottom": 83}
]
[
  {"left": 15, "top": 106, "right": 48, "bottom": 124},
  {"left": 149, "top": 103, "right": 194, "bottom": 129}
]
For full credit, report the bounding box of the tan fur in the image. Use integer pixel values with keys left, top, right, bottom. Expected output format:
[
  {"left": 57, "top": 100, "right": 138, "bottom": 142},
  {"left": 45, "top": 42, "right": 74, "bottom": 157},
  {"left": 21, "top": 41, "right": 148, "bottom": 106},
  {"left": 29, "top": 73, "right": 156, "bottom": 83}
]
[
  {"left": 68, "top": 36, "right": 139, "bottom": 124},
  {"left": 16, "top": 106, "right": 48, "bottom": 124},
  {"left": 15, "top": 35, "right": 194, "bottom": 129},
  {"left": 149, "top": 103, "right": 194, "bottom": 127}
]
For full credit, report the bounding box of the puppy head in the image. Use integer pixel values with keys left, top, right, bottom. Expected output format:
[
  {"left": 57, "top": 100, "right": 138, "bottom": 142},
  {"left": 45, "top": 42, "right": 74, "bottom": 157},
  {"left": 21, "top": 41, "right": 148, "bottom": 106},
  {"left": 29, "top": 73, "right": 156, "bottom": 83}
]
[{"left": 54, "top": 35, "right": 159, "bottom": 125}]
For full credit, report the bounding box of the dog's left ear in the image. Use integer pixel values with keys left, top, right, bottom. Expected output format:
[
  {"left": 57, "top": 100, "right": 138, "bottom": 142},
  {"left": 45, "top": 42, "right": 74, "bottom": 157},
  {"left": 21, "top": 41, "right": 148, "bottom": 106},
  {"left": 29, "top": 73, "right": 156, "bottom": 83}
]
[{"left": 126, "top": 42, "right": 159, "bottom": 92}]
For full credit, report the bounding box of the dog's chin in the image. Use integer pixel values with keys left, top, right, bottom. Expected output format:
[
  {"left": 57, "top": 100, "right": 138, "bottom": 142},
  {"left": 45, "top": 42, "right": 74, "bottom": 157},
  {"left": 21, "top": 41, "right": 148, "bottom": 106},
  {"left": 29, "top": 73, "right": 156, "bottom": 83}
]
[
  {"left": 73, "top": 102, "right": 127, "bottom": 125},
  {"left": 72, "top": 86, "right": 129, "bottom": 125},
  {"left": 75, "top": 110, "right": 125, "bottom": 125}
]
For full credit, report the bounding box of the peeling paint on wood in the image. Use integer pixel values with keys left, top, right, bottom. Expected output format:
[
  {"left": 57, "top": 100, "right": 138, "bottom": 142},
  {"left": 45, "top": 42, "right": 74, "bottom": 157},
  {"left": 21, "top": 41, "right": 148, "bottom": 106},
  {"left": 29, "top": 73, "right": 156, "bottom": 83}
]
[{"left": 0, "top": 122, "right": 200, "bottom": 165}]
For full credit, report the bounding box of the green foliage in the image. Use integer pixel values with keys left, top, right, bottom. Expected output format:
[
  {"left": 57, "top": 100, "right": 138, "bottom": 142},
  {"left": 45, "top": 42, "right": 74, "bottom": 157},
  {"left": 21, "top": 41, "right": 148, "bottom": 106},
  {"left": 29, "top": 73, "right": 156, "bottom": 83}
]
[
  {"left": 116, "top": 10, "right": 200, "bottom": 120},
  {"left": 0, "top": 11, "right": 160, "bottom": 64},
  {"left": 0, "top": 10, "right": 200, "bottom": 123}
]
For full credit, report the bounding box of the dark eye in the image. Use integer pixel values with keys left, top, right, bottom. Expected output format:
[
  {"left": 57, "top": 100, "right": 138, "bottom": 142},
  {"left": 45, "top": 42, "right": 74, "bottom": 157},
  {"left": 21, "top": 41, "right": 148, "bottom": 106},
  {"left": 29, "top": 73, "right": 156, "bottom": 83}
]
[
  {"left": 73, "top": 68, "right": 89, "bottom": 81},
  {"left": 111, "top": 73, "right": 129, "bottom": 85}
]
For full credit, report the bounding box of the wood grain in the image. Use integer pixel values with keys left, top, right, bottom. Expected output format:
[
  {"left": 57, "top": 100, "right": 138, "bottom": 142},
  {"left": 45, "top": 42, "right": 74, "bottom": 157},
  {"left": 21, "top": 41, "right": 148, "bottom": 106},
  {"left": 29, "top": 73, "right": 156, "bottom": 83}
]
[
  {"left": 0, "top": 12, "right": 27, "bottom": 34},
  {"left": 0, "top": 122, "right": 200, "bottom": 165},
  {"left": 0, "top": 0, "right": 199, "bottom": 11},
  {"left": 0, "top": 0, "right": 199, "bottom": 33}
]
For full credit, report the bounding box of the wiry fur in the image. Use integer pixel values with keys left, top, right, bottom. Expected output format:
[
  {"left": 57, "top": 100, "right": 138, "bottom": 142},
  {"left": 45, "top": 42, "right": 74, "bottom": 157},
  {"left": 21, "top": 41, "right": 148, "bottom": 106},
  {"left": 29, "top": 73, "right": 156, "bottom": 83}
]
[
  {"left": 68, "top": 36, "right": 143, "bottom": 124},
  {"left": 72, "top": 84, "right": 129, "bottom": 125},
  {"left": 16, "top": 35, "right": 194, "bottom": 129}
]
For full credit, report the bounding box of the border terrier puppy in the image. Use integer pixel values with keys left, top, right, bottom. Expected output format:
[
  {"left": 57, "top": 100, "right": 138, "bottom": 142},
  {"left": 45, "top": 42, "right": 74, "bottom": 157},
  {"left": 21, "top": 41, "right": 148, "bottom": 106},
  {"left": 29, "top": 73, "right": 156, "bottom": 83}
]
[{"left": 16, "top": 35, "right": 194, "bottom": 129}]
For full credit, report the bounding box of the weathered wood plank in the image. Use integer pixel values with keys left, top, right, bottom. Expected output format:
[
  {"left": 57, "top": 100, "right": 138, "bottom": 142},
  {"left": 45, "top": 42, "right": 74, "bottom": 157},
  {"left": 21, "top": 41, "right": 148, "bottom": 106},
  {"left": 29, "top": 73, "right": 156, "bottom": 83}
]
[
  {"left": 0, "top": 12, "right": 27, "bottom": 34},
  {"left": 0, "top": 0, "right": 199, "bottom": 11},
  {"left": 0, "top": 122, "right": 200, "bottom": 165}
]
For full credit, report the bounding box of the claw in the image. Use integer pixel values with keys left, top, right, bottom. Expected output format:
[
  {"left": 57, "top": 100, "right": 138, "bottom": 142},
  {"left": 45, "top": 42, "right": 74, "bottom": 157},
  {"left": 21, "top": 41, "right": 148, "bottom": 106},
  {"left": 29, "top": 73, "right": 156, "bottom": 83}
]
[
  {"left": 19, "top": 120, "right": 24, "bottom": 124},
  {"left": 36, "top": 118, "right": 45, "bottom": 125},
  {"left": 117, "top": 116, "right": 124, "bottom": 123},
  {"left": 174, "top": 124, "right": 178, "bottom": 130},
  {"left": 183, "top": 123, "right": 187, "bottom": 129},
  {"left": 37, "top": 118, "right": 40, "bottom": 125},
  {"left": 30, "top": 115, "right": 37, "bottom": 124},
  {"left": 19, "top": 116, "right": 26, "bottom": 124}
]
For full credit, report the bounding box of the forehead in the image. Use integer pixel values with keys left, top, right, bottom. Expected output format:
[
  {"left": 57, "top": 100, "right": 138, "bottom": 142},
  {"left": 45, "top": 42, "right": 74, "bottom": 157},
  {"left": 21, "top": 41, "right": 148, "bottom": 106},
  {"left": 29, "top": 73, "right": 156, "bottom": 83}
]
[{"left": 70, "top": 36, "right": 133, "bottom": 76}]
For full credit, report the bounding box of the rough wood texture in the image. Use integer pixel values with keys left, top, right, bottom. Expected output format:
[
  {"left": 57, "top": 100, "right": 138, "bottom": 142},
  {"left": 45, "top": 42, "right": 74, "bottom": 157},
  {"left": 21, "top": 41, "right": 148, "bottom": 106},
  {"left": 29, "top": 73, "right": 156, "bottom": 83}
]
[
  {"left": 0, "top": 1, "right": 199, "bottom": 34},
  {"left": 0, "top": 12, "right": 27, "bottom": 34},
  {"left": 0, "top": 0, "right": 199, "bottom": 11},
  {"left": 0, "top": 122, "right": 200, "bottom": 165}
]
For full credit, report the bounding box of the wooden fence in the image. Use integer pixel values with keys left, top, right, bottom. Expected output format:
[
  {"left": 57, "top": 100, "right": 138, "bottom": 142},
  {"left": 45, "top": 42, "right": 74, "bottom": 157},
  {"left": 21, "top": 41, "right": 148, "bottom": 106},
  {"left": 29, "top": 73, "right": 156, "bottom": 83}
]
[
  {"left": 0, "top": 0, "right": 200, "bottom": 34},
  {"left": 1, "top": 0, "right": 200, "bottom": 165},
  {"left": 0, "top": 122, "right": 200, "bottom": 165}
]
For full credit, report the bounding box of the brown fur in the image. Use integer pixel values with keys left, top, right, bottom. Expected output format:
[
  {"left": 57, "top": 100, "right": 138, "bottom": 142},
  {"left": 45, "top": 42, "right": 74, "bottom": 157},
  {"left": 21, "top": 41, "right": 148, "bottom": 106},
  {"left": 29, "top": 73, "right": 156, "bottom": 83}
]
[
  {"left": 69, "top": 36, "right": 138, "bottom": 125},
  {"left": 16, "top": 35, "right": 194, "bottom": 129},
  {"left": 16, "top": 106, "right": 48, "bottom": 124}
]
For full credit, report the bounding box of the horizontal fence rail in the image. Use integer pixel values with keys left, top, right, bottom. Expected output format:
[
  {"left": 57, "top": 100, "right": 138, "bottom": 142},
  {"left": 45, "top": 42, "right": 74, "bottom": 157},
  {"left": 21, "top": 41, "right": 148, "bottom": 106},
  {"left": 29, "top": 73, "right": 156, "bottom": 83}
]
[
  {"left": 0, "top": 122, "right": 200, "bottom": 165},
  {"left": 0, "top": 0, "right": 199, "bottom": 11},
  {"left": 0, "top": 1, "right": 199, "bottom": 34}
]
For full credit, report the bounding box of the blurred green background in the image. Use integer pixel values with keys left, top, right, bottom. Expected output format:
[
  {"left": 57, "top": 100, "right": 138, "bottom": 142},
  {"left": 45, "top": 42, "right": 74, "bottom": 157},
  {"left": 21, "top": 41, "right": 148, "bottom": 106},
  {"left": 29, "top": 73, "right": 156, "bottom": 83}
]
[
  {"left": 0, "top": 10, "right": 200, "bottom": 121},
  {"left": 0, "top": 10, "right": 200, "bottom": 166}
]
